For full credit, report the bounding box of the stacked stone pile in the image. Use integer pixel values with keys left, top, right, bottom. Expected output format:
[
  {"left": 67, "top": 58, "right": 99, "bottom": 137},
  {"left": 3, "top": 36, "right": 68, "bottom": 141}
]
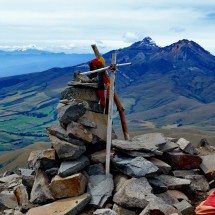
[{"left": 0, "top": 74, "right": 215, "bottom": 215}]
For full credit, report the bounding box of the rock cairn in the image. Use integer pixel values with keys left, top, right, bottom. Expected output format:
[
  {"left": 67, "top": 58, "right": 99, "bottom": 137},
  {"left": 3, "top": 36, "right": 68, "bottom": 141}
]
[{"left": 0, "top": 74, "right": 215, "bottom": 215}]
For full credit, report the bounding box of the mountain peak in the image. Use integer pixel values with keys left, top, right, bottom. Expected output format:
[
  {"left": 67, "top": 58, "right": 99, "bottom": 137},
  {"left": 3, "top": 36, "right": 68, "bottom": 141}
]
[
  {"left": 130, "top": 37, "right": 158, "bottom": 50},
  {"left": 141, "top": 37, "right": 157, "bottom": 46}
]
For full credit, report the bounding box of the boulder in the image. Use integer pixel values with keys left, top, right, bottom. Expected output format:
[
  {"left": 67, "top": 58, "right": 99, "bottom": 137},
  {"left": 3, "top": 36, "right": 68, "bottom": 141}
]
[
  {"left": 50, "top": 135, "right": 86, "bottom": 160},
  {"left": 148, "top": 157, "right": 171, "bottom": 174},
  {"left": 88, "top": 174, "right": 114, "bottom": 208},
  {"left": 176, "top": 138, "right": 196, "bottom": 155},
  {"left": 0, "top": 190, "right": 18, "bottom": 210},
  {"left": 164, "top": 151, "right": 202, "bottom": 170},
  {"left": 113, "top": 177, "right": 157, "bottom": 209},
  {"left": 30, "top": 170, "right": 54, "bottom": 204},
  {"left": 93, "top": 209, "right": 117, "bottom": 215},
  {"left": 158, "top": 175, "right": 191, "bottom": 189},
  {"left": 139, "top": 196, "right": 180, "bottom": 215},
  {"left": 58, "top": 156, "right": 90, "bottom": 177},
  {"left": 26, "top": 193, "right": 91, "bottom": 215},
  {"left": 112, "top": 155, "right": 159, "bottom": 177},
  {"left": 174, "top": 200, "right": 195, "bottom": 215},
  {"left": 28, "top": 149, "right": 57, "bottom": 170},
  {"left": 67, "top": 121, "right": 93, "bottom": 143},
  {"left": 49, "top": 173, "right": 87, "bottom": 199},
  {"left": 89, "top": 149, "right": 114, "bottom": 164},
  {"left": 85, "top": 163, "right": 105, "bottom": 176},
  {"left": 61, "top": 87, "right": 99, "bottom": 102},
  {"left": 112, "top": 204, "right": 136, "bottom": 215},
  {"left": 57, "top": 100, "right": 88, "bottom": 126},
  {"left": 47, "top": 123, "right": 85, "bottom": 145},
  {"left": 185, "top": 175, "right": 210, "bottom": 192},
  {"left": 200, "top": 154, "right": 215, "bottom": 179}
]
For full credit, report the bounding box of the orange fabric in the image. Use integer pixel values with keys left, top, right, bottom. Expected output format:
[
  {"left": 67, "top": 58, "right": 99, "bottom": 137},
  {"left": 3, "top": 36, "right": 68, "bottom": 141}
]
[
  {"left": 196, "top": 201, "right": 215, "bottom": 215},
  {"left": 204, "top": 191, "right": 215, "bottom": 207}
]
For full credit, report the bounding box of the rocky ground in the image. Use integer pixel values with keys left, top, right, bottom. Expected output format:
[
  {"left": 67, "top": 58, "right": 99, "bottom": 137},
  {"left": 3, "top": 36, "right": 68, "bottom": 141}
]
[{"left": 0, "top": 74, "right": 215, "bottom": 215}]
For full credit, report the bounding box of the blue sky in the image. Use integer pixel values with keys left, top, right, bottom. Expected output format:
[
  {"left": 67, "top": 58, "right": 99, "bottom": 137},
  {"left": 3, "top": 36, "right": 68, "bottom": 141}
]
[{"left": 0, "top": 0, "right": 215, "bottom": 54}]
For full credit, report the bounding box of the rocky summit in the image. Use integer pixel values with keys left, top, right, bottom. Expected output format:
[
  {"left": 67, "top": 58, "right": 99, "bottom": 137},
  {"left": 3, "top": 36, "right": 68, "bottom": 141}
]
[{"left": 0, "top": 73, "right": 215, "bottom": 215}]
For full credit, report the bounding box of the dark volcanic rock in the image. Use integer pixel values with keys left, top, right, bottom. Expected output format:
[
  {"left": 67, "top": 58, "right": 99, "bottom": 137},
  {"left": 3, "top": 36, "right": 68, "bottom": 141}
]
[
  {"left": 112, "top": 155, "right": 159, "bottom": 177},
  {"left": 58, "top": 156, "right": 90, "bottom": 177},
  {"left": 50, "top": 135, "right": 86, "bottom": 160},
  {"left": 57, "top": 100, "right": 88, "bottom": 126}
]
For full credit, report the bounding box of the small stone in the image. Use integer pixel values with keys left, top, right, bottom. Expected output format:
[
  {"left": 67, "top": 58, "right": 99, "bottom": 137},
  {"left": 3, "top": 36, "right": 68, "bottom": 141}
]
[
  {"left": 0, "top": 190, "right": 18, "bottom": 210},
  {"left": 90, "top": 149, "right": 114, "bottom": 164},
  {"left": 159, "top": 140, "right": 178, "bottom": 152},
  {"left": 148, "top": 157, "right": 171, "bottom": 174},
  {"left": 93, "top": 209, "right": 117, "bottom": 215},
  {"left": 49, "top": 173, "right": 87, "bottom": 199},
  {"left": 147, "top": 178, "right": 168, "bottom": 194},
  {"left": 85, "top": 163, "right": 105, "bottom": 176},
  {"left": 164, "top": 151, "right": 202, "bottom": 170},
  {"left": 2, "top": 171, "right": 14, "bottom": 177},
  {"left": 26, "top": 193, "right": 91, "bottom": 215},
  {"left": 30, "top": 170, "right": 54, "bottom": 204},
  {"left": 159, "top": 175, "right": 191, "bottom": 189},
  {"left": 172, "top": 169, "right": 201, "bottom": 178},
  {"left": 112, "top": 155, "right": 159, "bottom": 177},
  {"left": 67, "top": 121, "right": 93, "bottom": 143},
  {"left": 78, "top": 116, "right": 97, "bottom": 128},
  {"left": 112, "top": 204, "right": 136, "bottom": 215},
  {"left": 156, "top": 191, "right": 179, "bottom": 205},
  {"left": 185, "top": 175, "right": 210, "bottom": 192},
  {"left": 58, "top": 156, "right": 90, "bottom": 177},
  {"left": 18, "top": 168, "right": 34, "bottom": 177},
  {"left": 50, "top": 135, "right": 86, "bottom": 160},
  {"left": 2, "top": 209, "right": 14, "bottom": 215},
  {"left": 113, "top": 174, "right": 129, "bottom": 193},
  {"left": 45, "top": 167, "right": 59, "bottom": 177},
  {"left": 167, "top": 190, "right": 189, "bottom": 202},
  {"left": 28, "top": 149, "right": 57, "bottom": 170},
  {"left": 22, "top": 175, "right": 35, "bottom": 189},
  {"left": 113, "top": 177, "right": 157, "bottom": 209},
  {"left": 176, "top": 138, "right": 196, "bottom": 155},
  {"left": 88, "top": 174, "right": 114, "bottom": 208},
  {"left": 174, "top": 200, "right": 195, "bottom": 215},
  {"left": 0, "top": 174, "right": 21, "bottom": 184},
  {"left": 200, "top": 154, "right": 215, "bottom": 179}
]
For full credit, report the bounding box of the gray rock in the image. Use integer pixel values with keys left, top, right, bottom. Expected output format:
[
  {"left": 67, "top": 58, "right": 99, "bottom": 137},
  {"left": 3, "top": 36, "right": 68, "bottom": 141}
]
[
  {"left": 27, "top": 149, "right": 57, "bottom": 170},
  {"left": 0, "top": 174, "right": 21, "bottom": 183},
  {"left": 22, "top": 175, "right": 35, "bottom": 189},
  {"left": 93, "top": 209, "right": 117, "bottom": 215},
  {"left": 158, "top": 175, "right": 191, "bottom": 189},
  {"left": 112, "top": 155, "right": 159, "bottom": 177},
  {"left": 113, "top": 177, "right": 157, "bottom": 208},
  {"left": 156, "top": 191, "right": 179, "bottom": 205},
  {"left": 61, "top": 87, "right": 99, "bottom": 102},
  {"left": 57, "top": 100, "right": 88, "bottom": 126},
  {"left": 45, "top": 167, "right": 59, "bottom": 177},
  {"left": 140, "top": 196, "right": 180, "bottom": 215},
  {"left": 18, "top": 168, "right": 34, "bottom": 177},
  {"left": 30, "top": 170, "right": 54, "bottom": 204},
  {"left": 113, "top": 174, "right": 129, "bottom": 193},
  {"left": 158, "top": 140, "right": 178, "bottom": 152},
  {"left": 67, "top": 121, "right": 93, "bottom": 143},
  {"left": 174, "top": 200, "right": 195, "bottom": 215},
  {"left": 172, "top": 169, "right": 202, "bottom": 178},
  {"left": 200, "top": 154, "right": 215, "bottom": 179},
  {"left": 147, "top": 178, "right": 168, "bottom": 194},
  {"left": 85, "top": 163, "right": 105, "bottom": 176},
  {"left": 90, "top": 149, "right": 114, "bottom": 164},
  {"left": 0, "top": 191, "right": 18, "bottom": 210},
  {"left": 120, "top": 150, "right": 156, "bottom": 158},
  {"left": 167, "top": 190, "right": 189, "bottom": 202},
  {"left": 88, "top": 174, "right": 114, "bottom": 208},
  {"left": 58, "top": 156, "right": 90, "bottom": 177},
  {"left": 112, "top": 204, "right": 136, "bottom": 215},
  {"left": 26, "top": 193, "right": 91, "bottom": 215},
  {"left": 50, "top": 135, "right": 86, "bottom": 160},
  {"left": 2, "top": 209, "right": 14, "bottom": 215},
  {"left": 49, "top": 173, "right": 87, "bottom": 199},
  {"left": 177, "top": 138, "right": 196, "bottom": 155},
  {"left": 78, "top": 116, "right": 97, "bottom": 128},
  {"left": 185, "top": 175, "right": 210, "bottom": 192},
  {"left": 47, "top": 123, "right": 85, "bottom": 146},
  {"left": 148, "top": 157, "right": 171, "bottom": 174}
]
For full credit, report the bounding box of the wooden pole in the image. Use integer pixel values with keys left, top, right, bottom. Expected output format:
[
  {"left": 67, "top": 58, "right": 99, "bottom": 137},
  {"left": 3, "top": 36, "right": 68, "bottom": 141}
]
[
  {"left": 91, "top": 44, "right": 102, "bottom": 59},
  {"left": 106, "top": 53, "right": 116, "bottom": 174}
]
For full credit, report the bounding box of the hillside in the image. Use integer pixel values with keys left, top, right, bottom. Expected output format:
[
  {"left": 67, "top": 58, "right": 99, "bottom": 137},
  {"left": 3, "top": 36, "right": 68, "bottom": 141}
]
[{"left": 0, "top": 37, "right": 215, "bottom": 151}]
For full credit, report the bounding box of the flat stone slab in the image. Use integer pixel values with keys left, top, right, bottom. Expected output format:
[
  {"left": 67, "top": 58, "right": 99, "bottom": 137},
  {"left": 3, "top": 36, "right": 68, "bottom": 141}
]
[
  {"left": 185, "top": 175, "right": 210, "bottom": 192},
  {"left": 58, "top": 156, "right": 90, "bottom": 177},
  {"left": 164, "top": 151, "right": 202, "bottom": 170},
  {"left": 85, "top": 163, "right": 105, "bottom": 176},
  {"left": 158, "top": 140, "right": 178, "bottom": 152},
  {"left": 88, "top": 174, "right": 113, "bottom": 208},
  {"left": 49, "top": 173, "right": 87, "bottom": 199},
  {"left": 158, "top": 175, "right": 191, "bottom": 189},
  {"left": 113, "top": 133, "right": 166, "bottom": 152},
  {"left": 176, "top": 138, "right": 196, "bottom": 155},
  {"left": 93, "top": 209, "right": 117, "bottom": 215},
  {"left": 0, "top": 174, "right": 21, "bottom": 183},
  {"left": 148, "top": 157, "right": 171, "bottom": 174},
  {"left": 147, "top": 178, "right": 168, "bottom": 194},
  {"left": 68, "top": 81, "right": 98, "bottom": 88},
  {"left": 90, "top": 149, "right": 114, "bottom": 164},
  {"left": 26, "top": 193, "right": 91, "bottom": 215},
  {"left": 50, "top": 135, "right": 86, "bottom": 160},
  {"left": 112, "top": 204, "right": 136, "bottom": 215},
  {"left": 174, "top": 200, "right": 195, "bottom": 215},
  {"left": 167, "top": 190, "right": 189, "bottom": 201},
  {"left": 113, "top": 177, "right": 157, "bottom": 209},
  {"left": 156, "top": 191, "right": 179, "bottom": 205},
  {"left": 112, "top": 155, "right": 159, "bottom": 177},
  {"left": 172, "top": 169, "right": 202, "bottom": 178},
  {"left": 200, "top": 154, "right": 215, "bottom": 179}
]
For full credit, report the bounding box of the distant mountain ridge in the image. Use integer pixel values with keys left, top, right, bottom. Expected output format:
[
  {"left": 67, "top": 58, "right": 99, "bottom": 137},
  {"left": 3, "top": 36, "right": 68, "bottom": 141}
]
[{"left": 0, "top": 37, "right": 215, "bottom": 151}]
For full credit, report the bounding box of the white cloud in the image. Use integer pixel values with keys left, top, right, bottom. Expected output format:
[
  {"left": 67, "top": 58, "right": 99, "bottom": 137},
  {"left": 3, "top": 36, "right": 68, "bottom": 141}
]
[{"left": 123, "top": 32, "right": 139, "bottom": 42}]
